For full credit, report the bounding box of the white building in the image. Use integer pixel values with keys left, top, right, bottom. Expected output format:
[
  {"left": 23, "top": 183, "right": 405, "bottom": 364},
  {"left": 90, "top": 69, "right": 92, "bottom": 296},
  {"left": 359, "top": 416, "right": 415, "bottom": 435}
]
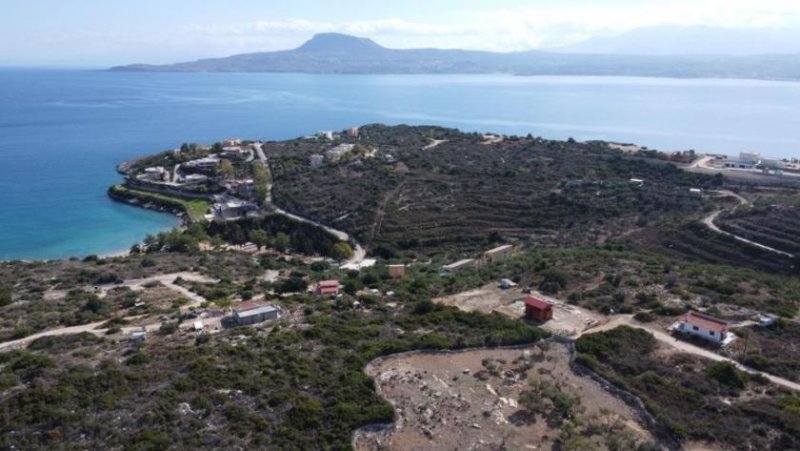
[
  {"left": 325, "top": 144, "right": 355, "bottom": 162},
  {"left": 318, "top": 131, "right": 335, "bottom": 140},
  {"left": 221, "top": 146, "right": 249, "bottom": 159},
  {"left": 233, "top": 301, "right": 280, "bottom": 326},
  {"left": 671, "top": 311, "right": 736, "bottom": 346},
  {"left": 484, "top": 244, "right": 513, "bottom": 263},
  {"left": 442, "top": 258, "right": 475, "bottom": 273},
  {"left": 739, "top": 151, "right": 761, "bottom": 164},
  {"left": 183, "top": 174, "right": 208, "bottom": 186},
  {"left": 138, "top": 166, "right": 167, "bottom": 181},
  {"left": 185, "top": 156, "right": 220, "bottom": 171},
  {"left": 212, "top": 194, "right": 259, "bottom": 219},
  {"left": 309, "top": 154, "right": 325, "bottom": 168}
]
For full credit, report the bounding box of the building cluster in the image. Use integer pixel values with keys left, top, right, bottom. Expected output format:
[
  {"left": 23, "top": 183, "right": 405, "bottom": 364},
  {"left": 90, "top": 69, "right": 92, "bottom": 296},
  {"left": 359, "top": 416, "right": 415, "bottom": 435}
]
[
  {"left": 127, "top": 138, "right": 269, "bottom": 221},
  {"left": 718, "top": 151, "right": 786, "bottom": 171}
]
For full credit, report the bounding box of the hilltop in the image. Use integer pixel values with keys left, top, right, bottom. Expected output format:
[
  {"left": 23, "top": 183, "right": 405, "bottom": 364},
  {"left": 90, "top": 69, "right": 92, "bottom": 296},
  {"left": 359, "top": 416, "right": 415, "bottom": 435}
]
[{"left": 111, "top": 32, "right": 800, "bottom": 81}]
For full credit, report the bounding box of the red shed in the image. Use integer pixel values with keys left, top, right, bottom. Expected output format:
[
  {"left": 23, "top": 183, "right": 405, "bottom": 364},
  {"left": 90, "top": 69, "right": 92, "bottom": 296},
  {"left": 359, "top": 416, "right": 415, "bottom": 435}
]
[
  {"left": 316, "top": 280, "right": 341, "bottom": 297},
  {"left": 524, "top": 296, "right": 553, "bottom": 321}
]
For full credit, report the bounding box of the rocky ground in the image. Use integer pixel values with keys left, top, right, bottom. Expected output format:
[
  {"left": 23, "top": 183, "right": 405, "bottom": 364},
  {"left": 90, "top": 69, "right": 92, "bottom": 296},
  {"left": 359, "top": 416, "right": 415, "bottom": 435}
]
[{"left": 355, "top": 342, "right": 652, "bottom": 450}]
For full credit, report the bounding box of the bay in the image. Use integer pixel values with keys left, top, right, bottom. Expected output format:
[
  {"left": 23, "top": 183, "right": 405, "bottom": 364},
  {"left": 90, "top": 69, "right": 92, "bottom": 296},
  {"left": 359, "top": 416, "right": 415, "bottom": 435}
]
[{"left": 1, "top": 70, "right": 799, "bottom": 260}]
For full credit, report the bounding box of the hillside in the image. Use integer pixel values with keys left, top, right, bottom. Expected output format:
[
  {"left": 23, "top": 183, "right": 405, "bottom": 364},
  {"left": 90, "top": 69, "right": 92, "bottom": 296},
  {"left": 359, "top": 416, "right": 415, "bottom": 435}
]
[
  {"left": 266, "top": 125, "right": 716, "bottom": 257},
  {"left": 111, "top": 33, "right": 800, "bottom": 80}
]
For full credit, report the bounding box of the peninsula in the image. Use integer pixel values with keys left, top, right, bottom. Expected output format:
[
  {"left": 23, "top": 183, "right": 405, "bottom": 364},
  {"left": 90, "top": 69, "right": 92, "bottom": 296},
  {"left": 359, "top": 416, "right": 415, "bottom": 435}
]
[{"left": 0, "top": 125, "right": 799, "bottom": 450}]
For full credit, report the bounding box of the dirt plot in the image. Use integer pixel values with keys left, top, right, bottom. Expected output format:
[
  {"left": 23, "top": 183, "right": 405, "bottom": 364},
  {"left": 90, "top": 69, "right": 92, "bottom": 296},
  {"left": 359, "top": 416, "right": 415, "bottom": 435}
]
[
  {"left": 434, "top": 284, "right": 606, "bottom": 337},
  {"left": 355, "top": 342, "right": 652, "bottom": 451}
]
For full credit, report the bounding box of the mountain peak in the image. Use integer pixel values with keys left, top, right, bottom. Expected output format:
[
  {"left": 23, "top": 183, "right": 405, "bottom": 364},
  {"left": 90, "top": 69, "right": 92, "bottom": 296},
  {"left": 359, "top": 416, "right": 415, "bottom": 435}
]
[{"left": 296, "top": 33, "right": 384, "bottom": 53}]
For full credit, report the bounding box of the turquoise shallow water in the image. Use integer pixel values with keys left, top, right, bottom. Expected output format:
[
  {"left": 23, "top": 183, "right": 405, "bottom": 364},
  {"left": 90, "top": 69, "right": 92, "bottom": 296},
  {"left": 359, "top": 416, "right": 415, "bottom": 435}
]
[{"left": 1, "top": 70, "right": 800, "bottom": 260}]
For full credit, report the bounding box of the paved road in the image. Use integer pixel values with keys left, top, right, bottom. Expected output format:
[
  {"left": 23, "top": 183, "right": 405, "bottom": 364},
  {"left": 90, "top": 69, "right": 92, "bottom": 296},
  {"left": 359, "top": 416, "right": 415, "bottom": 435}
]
[
  {"left": 253, "top": 143, "right": 267, "bottom": 163},
  {"left": 271, "top": 205, "right": 365, "bottom": 267},
  {"left": 702, "top": 191, "right": 794, "bottom": 257},
  {"left": 583, "top": 317, "right": 800, "bottom": 393},
  {"left": 261, "top": 149, "right": 366, "bottom": 267}
]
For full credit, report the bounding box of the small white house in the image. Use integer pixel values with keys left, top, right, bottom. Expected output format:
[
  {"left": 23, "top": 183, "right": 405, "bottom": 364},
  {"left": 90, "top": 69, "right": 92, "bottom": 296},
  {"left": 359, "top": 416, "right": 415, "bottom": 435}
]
[
  {"left": 672, "top": 311, "right": 736, "bottom": 346},
  {"left": 309, "top": 154, "right": 325, "bottom": 168},
  {"left": 325, "top": 144, "right": 355, "bottom": 162},
  {"left": 499, "top": 278, "right": 517, "bottom": 289},
  {"left": 757, "top": 314, "right": 777, "bottom": 327}
]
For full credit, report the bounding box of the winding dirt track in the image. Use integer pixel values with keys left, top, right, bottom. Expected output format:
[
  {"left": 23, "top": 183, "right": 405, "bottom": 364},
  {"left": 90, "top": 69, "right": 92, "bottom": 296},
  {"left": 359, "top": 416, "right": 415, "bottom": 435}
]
[
  {"left": 0, "top": 272, "right": 216, "bottom": 352},
  {"left": 702, "top": 190, "right": 794, "bottom": 257},
  {"left": 583, "top": 316, "right": 800, "bottom": 393}
]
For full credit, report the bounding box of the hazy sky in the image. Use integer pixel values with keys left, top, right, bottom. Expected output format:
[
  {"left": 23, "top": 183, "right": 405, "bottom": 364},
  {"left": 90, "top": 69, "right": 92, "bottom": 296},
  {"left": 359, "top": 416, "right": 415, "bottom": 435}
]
[{"left": 3, "top": 0, "right": 800, "bottom": 66}]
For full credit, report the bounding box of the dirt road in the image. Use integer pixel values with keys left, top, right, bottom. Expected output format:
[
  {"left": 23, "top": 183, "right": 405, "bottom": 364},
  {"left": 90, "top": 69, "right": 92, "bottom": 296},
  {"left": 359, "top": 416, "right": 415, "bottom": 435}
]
[
  {"left": 582, "top": 317, "right": 800, "bottom": 393},
  {"left": 0, "top": 272, "right": 216, "bottom": 352},
  {"left": 702, "top": 190, "right": 794, "bottom": 257}
]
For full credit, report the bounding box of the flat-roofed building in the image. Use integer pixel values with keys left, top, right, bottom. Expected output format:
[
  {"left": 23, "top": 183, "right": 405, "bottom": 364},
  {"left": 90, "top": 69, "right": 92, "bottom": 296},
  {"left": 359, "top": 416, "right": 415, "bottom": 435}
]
[
  {"left": 388, "top": 264, "right": 406, "bottom": 279},
  {"left": 442, "top": 258, "right": 475, "bottom": 273},
  {"left": 233, "top": 301, "right": 280, "bottom": 326},
  {"left": 484, "top": 244, "right": 513, "bottom": 263}
]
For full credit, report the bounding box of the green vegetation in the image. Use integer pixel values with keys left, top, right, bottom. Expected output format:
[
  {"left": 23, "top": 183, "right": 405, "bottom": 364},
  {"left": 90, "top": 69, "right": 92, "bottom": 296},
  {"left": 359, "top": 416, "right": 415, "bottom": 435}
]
[
  {"left": 109, "top": 184, "right": 209, "bottom": 222},
  {"left": 267, "top": 125, "right": 715, "bottom": 256},
  {"left": 733, "top": 320, "right": 800, "bottom": 382},
  {"left": 717, "top": 204, "right": 800, "bottom": 256},
  {"left": 0, "top": 297, "right": 545, "bottom": 449},
  {"left": 204, "top": 215, "right": 345, "bottom": 257},
  {"left": 576, "top": 326, "right": 800, "bottom": 449}
]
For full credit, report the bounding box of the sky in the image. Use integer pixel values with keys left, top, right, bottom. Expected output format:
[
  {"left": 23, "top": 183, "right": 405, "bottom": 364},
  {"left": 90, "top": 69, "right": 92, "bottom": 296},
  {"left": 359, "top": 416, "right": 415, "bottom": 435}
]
[{"left": 3, "top": 0, "right": 800, "bottom": 66}]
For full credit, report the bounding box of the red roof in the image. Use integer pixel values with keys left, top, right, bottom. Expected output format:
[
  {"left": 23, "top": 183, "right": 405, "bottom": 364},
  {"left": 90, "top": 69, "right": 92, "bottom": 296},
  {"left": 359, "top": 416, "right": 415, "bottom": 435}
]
[
  {"left": 524, "top": 296, "right": 552, "bottom": 311},
  {"left": 682, "top": 311, "right": 728, "bottom": 333},
  {"left": 319, "top": 280, "right": 340, "bottom": 288}
]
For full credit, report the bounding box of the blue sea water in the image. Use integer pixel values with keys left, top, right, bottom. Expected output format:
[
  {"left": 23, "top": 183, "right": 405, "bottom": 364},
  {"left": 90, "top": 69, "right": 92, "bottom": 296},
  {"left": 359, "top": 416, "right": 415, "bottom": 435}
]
[{"left": 2, "top": 70, "right": 800, "bottom": 260}]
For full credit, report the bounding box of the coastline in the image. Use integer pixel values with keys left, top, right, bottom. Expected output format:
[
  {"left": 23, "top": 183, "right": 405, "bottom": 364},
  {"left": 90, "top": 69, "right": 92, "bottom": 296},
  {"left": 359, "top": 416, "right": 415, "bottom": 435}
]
[{"left": 107, "top": 184, "right": 194, "bottom": 227}]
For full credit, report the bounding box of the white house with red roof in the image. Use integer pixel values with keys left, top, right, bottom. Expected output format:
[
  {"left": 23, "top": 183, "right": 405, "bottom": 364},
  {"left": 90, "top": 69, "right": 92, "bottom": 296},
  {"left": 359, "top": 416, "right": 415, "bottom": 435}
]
[{"left": 671, "top": 311, "right": 736, "bottom": 346}]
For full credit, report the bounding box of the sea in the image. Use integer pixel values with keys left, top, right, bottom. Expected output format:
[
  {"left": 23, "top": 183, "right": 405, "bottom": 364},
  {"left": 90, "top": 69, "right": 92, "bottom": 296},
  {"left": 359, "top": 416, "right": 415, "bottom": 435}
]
[{"left": 2, "top": 69, "right": 800, "bottom": 260}]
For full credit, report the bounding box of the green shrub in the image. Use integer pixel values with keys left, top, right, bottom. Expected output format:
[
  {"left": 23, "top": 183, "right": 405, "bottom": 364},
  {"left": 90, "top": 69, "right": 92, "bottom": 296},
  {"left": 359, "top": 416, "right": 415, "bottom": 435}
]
[{"left": 705, "top": 361, "right": 747, "bottom": 391}]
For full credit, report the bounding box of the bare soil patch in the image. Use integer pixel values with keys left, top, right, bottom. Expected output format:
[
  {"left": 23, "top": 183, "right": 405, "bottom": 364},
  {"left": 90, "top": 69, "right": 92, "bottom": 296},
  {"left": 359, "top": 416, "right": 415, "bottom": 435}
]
[{"left": 355, "top": 342, "right": 652, "bottom": 450}]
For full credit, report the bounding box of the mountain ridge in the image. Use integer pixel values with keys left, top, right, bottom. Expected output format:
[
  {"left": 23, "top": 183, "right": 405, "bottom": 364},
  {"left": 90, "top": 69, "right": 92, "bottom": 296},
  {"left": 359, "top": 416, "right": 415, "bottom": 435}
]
[{"left": 111, "top": 32, "right": 800, "bottom": 81}]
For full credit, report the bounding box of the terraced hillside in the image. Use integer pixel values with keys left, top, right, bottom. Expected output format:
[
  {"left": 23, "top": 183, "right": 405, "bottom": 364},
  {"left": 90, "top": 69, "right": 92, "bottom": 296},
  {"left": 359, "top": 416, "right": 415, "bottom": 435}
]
[
  {"left": 628, "top": 221, "right": 797, "bottom": 276},
  {"left": 716, "top": 205, "right": 800, "bottom": 256},
  {"left": 268, "top": 125, "right": 718, "bottom": 256}
]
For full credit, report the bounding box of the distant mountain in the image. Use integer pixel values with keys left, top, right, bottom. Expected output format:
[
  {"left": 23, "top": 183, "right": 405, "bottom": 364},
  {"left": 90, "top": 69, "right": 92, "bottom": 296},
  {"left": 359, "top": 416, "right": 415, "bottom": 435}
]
[
  {"left": 551, "top": 25, "right": 800, "bottom": 56},
  {"left": 111, "top": 32, "right": 800, "bottom": 81}
]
